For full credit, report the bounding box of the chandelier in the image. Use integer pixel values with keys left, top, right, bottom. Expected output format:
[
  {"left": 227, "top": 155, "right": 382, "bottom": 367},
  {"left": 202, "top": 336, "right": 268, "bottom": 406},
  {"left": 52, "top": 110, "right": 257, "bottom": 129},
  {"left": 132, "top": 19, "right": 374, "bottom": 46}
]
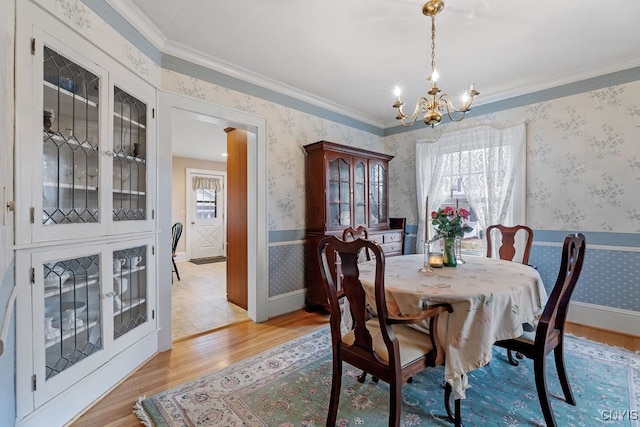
[{"left": 392, "top": 0, "right": 479, "bottom": 127}]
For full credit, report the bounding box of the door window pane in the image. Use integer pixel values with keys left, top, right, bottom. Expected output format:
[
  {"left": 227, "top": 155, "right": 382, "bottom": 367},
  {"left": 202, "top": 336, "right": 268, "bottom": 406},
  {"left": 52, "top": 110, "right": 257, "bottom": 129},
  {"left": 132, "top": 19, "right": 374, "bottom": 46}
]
[{"left": 196, "top": 189, "right": 217, "bottom": 219}]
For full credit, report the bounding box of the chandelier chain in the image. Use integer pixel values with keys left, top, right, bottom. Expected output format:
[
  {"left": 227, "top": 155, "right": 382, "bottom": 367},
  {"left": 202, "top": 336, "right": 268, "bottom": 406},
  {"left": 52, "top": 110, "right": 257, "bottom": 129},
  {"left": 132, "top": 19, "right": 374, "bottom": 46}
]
[{"left": 430, "top": 15, "right": 436, "bottom": 79}]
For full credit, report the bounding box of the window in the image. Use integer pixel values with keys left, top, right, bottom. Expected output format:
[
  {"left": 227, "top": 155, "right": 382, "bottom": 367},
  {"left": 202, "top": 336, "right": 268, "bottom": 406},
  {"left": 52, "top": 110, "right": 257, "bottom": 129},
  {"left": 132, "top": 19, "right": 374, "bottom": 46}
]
[
  {"left": 196, "top": 188, "right": 217, "bottom": 219},
  {"left": 416, "top": 123, "right": 526, "bottom": 255}
]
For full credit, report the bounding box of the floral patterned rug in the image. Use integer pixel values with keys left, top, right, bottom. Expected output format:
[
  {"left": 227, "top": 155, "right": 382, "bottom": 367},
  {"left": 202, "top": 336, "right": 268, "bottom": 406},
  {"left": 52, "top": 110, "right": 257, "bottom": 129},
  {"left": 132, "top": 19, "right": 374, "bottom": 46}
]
[{"left": 134, "top": 328, "right": 639, "bottom": 426}]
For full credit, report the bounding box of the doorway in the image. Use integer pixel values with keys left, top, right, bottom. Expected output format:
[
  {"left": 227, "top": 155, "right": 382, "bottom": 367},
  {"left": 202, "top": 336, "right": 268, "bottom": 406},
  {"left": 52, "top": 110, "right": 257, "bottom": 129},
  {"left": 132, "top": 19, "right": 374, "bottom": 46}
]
[
  {"left": 186, "top": 168, "right": 226, "bottom": 260},
  {"left": 157, "top": 92, "right": 268, "bottom": 351}
]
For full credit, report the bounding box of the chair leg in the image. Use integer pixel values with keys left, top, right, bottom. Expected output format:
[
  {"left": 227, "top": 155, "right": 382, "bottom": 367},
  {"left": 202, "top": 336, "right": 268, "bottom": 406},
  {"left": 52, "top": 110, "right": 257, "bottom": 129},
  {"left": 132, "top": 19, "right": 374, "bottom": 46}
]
[
  {"left": 534, "top": 356, "right": 556, "bottom": 427},
  {"left": 172, "top": 257, "right": 180, "bottom": 281},
  {"left": 444, "top": 382, "right": 462, "bottom": 427},
  {"left": 507, "top": 349, "right": 519, "bottom": 366},
  {"left": 554, "top": 344, "right": 576, "bottom": 405},
  {"left": 390, "top": 380, "right": 401, "bottom": 427},
  {"left": 327, "top": 357, "right": 342, "bottom": 427}
]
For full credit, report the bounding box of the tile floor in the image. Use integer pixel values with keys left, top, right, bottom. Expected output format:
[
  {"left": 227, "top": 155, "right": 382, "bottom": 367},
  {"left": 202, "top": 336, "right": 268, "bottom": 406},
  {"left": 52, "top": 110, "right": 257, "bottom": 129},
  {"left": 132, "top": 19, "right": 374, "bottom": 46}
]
[{"left": 172, "top": 260, "right": 249, "bottom": 341}]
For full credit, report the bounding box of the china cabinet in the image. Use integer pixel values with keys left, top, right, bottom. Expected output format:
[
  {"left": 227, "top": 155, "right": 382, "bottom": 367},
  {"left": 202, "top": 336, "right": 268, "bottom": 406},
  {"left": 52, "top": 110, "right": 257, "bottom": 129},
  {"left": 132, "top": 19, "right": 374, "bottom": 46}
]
[
  {"left": 303, "top": 141, "right": 404, "bottom": 310},
  {"left": 13, "top": 4, "right": 158, "bottom": 426},
  {"left": 16, "top": 26, "right": 155, "bottom": 245}
]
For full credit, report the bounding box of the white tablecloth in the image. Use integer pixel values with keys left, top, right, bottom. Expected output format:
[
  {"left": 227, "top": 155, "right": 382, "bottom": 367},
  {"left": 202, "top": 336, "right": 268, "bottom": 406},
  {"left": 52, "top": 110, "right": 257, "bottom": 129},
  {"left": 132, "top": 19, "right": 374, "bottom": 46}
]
[{"left": 358, "top": 254, "right": 547, "bottom": 398}]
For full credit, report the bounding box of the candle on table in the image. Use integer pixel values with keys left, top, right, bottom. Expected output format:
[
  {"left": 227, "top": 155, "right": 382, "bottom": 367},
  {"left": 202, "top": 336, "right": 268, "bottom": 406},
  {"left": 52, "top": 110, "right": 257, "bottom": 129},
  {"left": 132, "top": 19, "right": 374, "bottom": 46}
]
[
  {"left": 428, "top": 253, "right": 443, "bottom": 268},
  {"left": 425, "top": 196, "right": 429, "bottom": 242}
]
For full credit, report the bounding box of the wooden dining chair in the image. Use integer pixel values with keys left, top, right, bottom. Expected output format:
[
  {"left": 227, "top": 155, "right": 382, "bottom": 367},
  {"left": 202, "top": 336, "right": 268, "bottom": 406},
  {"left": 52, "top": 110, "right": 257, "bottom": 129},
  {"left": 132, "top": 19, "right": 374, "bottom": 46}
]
[
  {"left": 317, "top": 235, "right": 459, "bottom": 426},
  {"left": 486, "top": 224, "right": 535, "bottom": 362},
  {"left": 486, "top": 224, "right": 534, "bottom": 265},
  {"left": 494, "top": 233, "right": 586, "bottom": 427},
  {"left": 171, "top": 222, "right": 183, "bottom": 282},
  {"left": 342, "top": 225, "right": 371, "bottom": 261}
]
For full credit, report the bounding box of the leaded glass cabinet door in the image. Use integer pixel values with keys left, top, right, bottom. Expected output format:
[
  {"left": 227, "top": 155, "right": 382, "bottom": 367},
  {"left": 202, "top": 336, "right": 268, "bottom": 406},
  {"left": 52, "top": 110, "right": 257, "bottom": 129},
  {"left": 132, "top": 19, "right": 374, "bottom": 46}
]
[
  {"left": 29, "top": 39, "right": 109, "bottom": 243},
  {"left": 31, "top": 247, "right": 108, "bottom": 407},
  {"left": 109, "top": 80, "right": 154, "bottom": 234},
  {"left": 353, "top": 158, "right": 367, "bottom": 227},
  {"left": 327, "top": 155, "right": 352, "bottom": 230},
  {"left": 369, "top": 160, "right": 388, "bottom": 229},
  {"left": 106, "top": 238, "right": 155, "bottom": 353}
]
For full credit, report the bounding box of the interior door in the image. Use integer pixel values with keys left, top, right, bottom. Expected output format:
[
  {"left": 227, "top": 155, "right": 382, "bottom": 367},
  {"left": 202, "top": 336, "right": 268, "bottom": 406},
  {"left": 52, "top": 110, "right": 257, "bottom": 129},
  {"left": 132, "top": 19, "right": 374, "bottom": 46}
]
[
  {"left": 224, "top": 128, "right": 248, "bottom": 309},
  {"left": 187, "top": 169, "right": 226, "bottom": 259}
]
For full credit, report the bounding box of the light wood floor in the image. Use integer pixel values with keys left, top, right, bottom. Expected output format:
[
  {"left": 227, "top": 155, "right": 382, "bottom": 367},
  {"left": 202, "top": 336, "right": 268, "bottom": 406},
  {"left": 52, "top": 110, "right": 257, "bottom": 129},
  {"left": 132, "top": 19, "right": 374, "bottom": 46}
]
[
  {"left": 70, "top": 310, "right": 639, "bottom": 427},
  {"left": 172, "top": 260, "right": 249, "bottom": 341}
]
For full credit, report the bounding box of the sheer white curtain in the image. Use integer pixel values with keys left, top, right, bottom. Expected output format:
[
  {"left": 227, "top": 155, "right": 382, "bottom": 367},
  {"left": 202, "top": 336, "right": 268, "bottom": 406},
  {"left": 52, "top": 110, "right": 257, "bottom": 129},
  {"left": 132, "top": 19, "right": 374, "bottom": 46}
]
[{"left": 415, "top": 123, "right": 526, "bottom": 253}]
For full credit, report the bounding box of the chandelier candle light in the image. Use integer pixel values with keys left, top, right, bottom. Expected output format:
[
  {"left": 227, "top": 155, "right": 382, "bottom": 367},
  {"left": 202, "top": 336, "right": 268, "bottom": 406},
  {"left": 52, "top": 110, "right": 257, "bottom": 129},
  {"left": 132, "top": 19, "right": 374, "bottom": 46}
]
[{"left": 392, "top": 0, "right": 479, "bottom": 127}]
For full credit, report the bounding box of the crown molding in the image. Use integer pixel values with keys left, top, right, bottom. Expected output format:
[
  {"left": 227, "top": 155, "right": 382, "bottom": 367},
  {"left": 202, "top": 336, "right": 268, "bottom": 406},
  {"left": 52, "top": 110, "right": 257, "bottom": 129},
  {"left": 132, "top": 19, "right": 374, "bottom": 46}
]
[
  {"left": 105, "top": 0, "right": 382, "bottom": 129},
  {"left": 476, "top": 56, "right": 640, "bottom": 110},
  {"left": 161, "top": 39, "right": 383, "bottom": 128},
  {"left": 105, "top": 0, "right": 167, "bottom": 51}
]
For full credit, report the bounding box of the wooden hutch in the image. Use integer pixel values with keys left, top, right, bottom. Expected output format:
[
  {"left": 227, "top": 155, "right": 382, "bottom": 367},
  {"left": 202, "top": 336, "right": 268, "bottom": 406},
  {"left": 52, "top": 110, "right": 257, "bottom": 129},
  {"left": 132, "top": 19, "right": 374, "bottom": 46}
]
[{"left": 303, "top": 141, "right": 405, "bottom": 311}]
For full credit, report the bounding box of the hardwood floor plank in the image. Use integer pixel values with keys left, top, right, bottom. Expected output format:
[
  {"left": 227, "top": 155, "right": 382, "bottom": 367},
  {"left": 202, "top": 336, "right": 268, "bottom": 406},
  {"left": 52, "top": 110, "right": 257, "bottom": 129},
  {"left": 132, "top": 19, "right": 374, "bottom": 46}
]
[
  {"left": 70, "top": 310, "right": 638, "bottom": 426},
  {"left": 70, "top": 310, "right": 329, "bottom": 427}
]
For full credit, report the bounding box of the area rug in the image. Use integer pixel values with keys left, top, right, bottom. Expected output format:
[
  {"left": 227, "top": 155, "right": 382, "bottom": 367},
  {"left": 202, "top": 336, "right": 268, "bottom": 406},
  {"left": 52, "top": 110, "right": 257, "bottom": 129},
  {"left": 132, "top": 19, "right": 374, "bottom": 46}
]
[
  {"left": 189, "top": 256, "right": 226, "bottom": 265},
  {"left": 134, "top": 328, "right": 640, "bottom": 426}
]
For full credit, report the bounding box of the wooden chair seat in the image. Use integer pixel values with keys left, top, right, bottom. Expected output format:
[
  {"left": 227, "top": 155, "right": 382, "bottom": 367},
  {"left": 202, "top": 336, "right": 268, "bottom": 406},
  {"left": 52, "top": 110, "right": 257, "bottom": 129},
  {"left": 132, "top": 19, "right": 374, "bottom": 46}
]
[{"left": 342, "top": 320, "right": 435, "bottom": 366}]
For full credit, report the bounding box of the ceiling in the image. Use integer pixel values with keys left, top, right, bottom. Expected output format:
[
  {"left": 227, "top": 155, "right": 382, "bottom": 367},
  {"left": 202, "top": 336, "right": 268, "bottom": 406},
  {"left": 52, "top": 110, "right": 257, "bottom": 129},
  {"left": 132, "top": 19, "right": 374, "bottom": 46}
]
[{"left": 119, "top": 0, "right": 640, "bottom": 158}]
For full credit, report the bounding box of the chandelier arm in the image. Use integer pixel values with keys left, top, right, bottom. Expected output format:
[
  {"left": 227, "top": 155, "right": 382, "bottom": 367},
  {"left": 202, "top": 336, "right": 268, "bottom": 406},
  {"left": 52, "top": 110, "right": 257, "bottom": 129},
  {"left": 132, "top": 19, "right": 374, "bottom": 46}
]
[
  {"left": 438, "top": 94, "right": 474, "bottom": 113},
  {"left": 437, "top": 95, "right": 470, "bottom": 122},
  {"left": 396, "top": 97, "right": 431, "bottom": 127}
]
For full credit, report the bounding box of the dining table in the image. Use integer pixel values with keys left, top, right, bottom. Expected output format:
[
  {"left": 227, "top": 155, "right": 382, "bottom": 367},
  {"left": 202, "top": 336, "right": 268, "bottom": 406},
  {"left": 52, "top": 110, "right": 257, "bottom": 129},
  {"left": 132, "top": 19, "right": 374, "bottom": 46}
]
[{"left": 357, "top": 254, "right": 547, "bottom": 399}]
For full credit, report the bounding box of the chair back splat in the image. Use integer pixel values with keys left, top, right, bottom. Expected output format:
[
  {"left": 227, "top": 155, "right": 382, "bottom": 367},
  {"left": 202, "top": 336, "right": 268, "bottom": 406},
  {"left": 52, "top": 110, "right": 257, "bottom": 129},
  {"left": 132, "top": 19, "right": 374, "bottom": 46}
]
[
  {"left": 486, "top": 224, "right": 533, "bottom": 264},
  {"left": 342, "top": 225, "right": 371, "bottom": 261},
  {"left": 317, "top": 235, "right": 456, "bottom": 426},
  {"left": 494, "top": 233, "right": 586, "bottom": 427},
  {"left": 539, "top": 232, "right": 586, "bottom": 345}
]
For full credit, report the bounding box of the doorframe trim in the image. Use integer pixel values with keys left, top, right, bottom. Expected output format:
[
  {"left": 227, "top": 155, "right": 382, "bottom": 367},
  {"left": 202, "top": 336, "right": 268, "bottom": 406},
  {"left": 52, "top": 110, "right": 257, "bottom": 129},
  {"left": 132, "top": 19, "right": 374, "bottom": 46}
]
[
  {"left": 185, "top": 168, "right": 227, "bottom": 261},
  {"left": 157, "top": 91, "right": 268, "bottom": 351}
]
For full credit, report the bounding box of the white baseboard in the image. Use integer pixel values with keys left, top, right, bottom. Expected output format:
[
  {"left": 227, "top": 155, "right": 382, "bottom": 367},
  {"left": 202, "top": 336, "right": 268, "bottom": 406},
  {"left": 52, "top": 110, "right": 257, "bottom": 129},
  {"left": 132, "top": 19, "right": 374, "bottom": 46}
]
[
  {"left": 268, "top": 290, "right": 306, "bottom": 318},
  {"left": 567, "top": 301, "right": 640, "bottom": 337},
  {"left": 174, "top": 251, "right": 187, "bottom": 263}
]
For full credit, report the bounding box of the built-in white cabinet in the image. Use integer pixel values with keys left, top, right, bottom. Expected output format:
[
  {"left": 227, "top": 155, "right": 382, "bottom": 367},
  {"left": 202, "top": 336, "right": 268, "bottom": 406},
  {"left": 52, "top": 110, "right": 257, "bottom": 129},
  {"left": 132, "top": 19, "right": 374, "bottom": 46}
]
[
  {"left": 16, "top": 25, "right": 155, "bottom": 245},
  {"left": 18, "top": 239, "right": 155, "bottom": 409},
  {"left": 14, "top": 3, "right": 159, "bottom": 426}
]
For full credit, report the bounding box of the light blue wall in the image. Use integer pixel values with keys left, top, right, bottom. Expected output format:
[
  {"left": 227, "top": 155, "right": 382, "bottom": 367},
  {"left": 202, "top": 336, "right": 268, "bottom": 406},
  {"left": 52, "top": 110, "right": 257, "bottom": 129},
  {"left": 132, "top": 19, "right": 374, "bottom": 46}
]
[{"left": 530, "top": 231, "right": 640, "bottom": 312}]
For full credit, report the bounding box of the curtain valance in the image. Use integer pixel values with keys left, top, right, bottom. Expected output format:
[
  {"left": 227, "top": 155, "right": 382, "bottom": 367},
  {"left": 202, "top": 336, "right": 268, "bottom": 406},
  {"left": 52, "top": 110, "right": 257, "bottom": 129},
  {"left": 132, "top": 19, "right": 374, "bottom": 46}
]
[{"left": 192, "top": 176, "right": 222, "bottom": 191}]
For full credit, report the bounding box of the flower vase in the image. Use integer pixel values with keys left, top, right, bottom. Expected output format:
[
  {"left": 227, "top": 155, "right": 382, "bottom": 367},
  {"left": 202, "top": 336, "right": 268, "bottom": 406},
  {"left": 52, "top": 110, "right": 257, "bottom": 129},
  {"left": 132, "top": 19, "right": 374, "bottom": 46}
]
[{"left": 443, "top": 237, "right": 457, "bottom": 267}]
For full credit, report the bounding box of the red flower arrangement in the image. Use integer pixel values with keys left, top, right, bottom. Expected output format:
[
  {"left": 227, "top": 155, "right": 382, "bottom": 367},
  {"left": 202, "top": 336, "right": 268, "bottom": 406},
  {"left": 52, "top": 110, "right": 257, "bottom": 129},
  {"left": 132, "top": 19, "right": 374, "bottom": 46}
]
[{"left": 431, "top": 206, "right": 473, "bottom": 238}]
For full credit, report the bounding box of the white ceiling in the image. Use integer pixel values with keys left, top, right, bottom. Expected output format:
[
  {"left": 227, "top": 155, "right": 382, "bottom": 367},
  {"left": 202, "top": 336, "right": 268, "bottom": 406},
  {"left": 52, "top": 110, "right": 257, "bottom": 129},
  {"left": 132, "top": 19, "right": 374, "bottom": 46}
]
[
  {"left": 170, "top": 108, "right": 228, "bottom": 163},
  {"left": 118, "top": 0, "right": 640, "bottom": 158}
]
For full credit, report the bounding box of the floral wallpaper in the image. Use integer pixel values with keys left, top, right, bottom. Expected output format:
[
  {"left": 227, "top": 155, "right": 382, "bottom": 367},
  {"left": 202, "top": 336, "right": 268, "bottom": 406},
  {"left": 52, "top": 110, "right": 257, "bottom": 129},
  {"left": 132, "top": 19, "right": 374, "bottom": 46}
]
[
  {"left": 162, "top": 70, "right": 384, "bottom": 232},
  {"left": 386, "top": 81, "right": 640, "bottom": 234}
]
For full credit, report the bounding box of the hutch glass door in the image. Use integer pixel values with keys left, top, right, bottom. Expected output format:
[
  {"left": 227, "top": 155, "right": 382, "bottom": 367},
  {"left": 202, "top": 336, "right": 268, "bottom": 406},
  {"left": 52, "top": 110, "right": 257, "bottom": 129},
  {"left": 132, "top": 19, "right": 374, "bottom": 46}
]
[{"left": 42, "top": 46, "right": 100, "bottom": 227}]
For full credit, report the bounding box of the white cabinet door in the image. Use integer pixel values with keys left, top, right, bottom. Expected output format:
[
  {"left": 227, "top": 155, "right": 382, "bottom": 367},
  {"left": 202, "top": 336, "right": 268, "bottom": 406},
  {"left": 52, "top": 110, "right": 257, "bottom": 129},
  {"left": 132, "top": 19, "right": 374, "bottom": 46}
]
[
  {"left": 28, "top": 246, "right": 109, "bottom": 409},
  {"left": 105, "top": 238, "right": 156, "bottom": 353},
  {"left": 108, "top": 74, "right": 156, "bottom": 235},
  {"left": 16, "top": 31, "right": 110, "bottom": 244}
]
